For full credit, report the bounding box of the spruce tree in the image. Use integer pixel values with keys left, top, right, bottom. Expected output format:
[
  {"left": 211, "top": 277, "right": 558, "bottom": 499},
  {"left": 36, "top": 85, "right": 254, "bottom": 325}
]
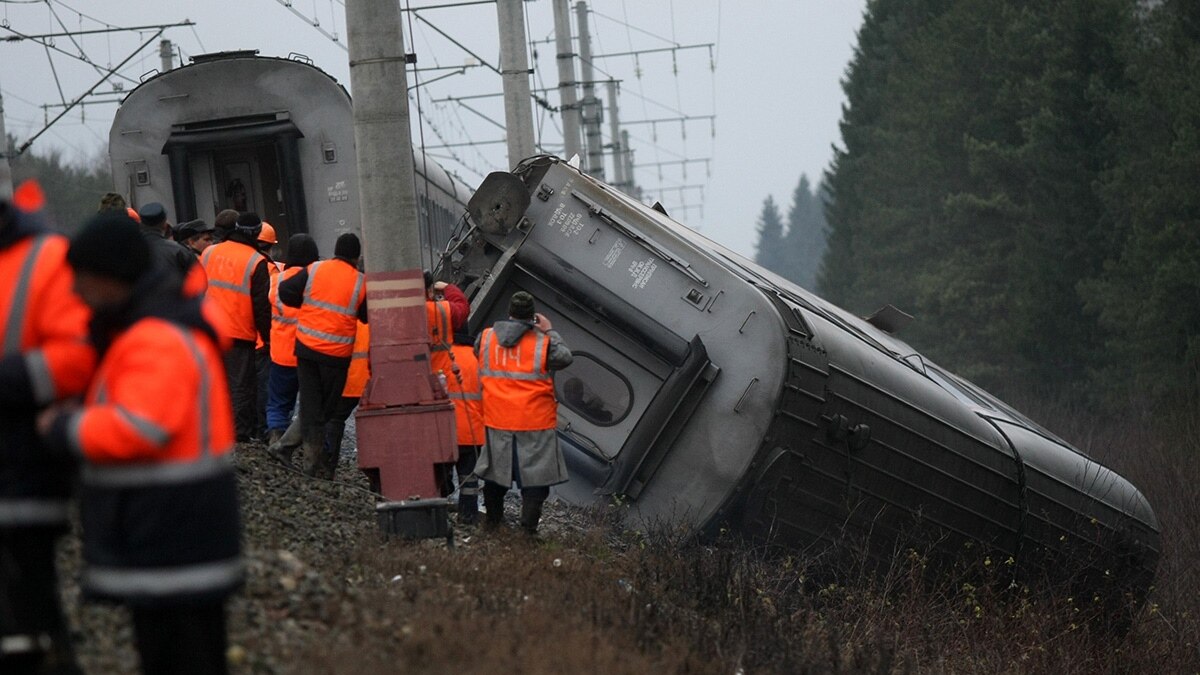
[
  {"left": 1083, "top": 0, "right": 1200, "bottom": 408},
  {"left": 783, "top": 174, "right": 827, "bottom": 290},
  {"left": 753, "top": 195, "right": 785, "bottom": 275}
]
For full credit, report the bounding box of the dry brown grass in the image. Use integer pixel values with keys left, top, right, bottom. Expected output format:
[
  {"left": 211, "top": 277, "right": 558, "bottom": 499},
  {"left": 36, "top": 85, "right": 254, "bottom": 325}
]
[{"left": 70, "top": 403, "right": 1200, "bottom": 674}]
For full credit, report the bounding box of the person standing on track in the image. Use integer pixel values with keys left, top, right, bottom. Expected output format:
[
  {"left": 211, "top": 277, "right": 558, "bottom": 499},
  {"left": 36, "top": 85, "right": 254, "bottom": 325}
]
[
  {"left": 202, "top": 212, "right": 271, "bottom": 442},
  {"left": 264, "top": 234, "right": 319, "bottom": 450},
  {"left": 278, "top": 233, "right": 367, "bottom": 477},
  {"left": 39, "top": 212, "right": 242, "bottom": 675},
  {"left": 0, "top": 181, "right": 94, "bottom": 674},
  {"left": 474, "top": 291, "right": 572, "bottom": 534}
]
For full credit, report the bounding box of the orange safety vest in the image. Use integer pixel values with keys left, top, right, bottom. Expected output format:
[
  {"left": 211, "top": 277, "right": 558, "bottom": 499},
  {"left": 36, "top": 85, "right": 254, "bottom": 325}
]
[
  {"left": 296, "top": 259, "right": 364, "bottom": 358},
  {"left": 427, "top": 299, "right": 454, "bottom": 378},
  {"left": 256, "top": 261, "right": 280, "bottom": 349},
  {"left": 70, "top": 317, "right": 235, "bottom": 475},
  {"left": 447, "top": 343, "right": 484, "bottom": 445},
  {"left": 1, "top": 234, "right": 94, "bottom": 407},
  {"left": 342, "top": 321, "right": 370, "bottom": 398},
  {"left": 201, "top": 240, "right": 265, "bottom": 342},
  {"left": 478, "top": 326, "right": 558, "bottom": 431},
  {"left": 268, "top": 267, "right": 303, "bottom": 366}
]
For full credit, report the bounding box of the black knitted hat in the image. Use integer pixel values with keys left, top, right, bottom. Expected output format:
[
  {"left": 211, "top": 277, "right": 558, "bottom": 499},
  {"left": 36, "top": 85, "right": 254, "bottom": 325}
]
[
  {"left": 67, "top": 212, "right": 151, "bottom": 284},
  {"left": 508, "top": 291, "right": 535, "bottom": 320},
  {"left": 285, "top": 233, "right": 320, "bottom": 267},
  {"left": 235, "top": 211, "right": 262, "bottom": 237},
  {"left": 334, "top": 232, "right": 361, "bottom": 259}
]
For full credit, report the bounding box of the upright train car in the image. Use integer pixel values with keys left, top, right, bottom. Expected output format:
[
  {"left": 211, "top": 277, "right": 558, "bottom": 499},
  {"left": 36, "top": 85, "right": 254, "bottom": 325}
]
[
  {"left": 108, "top": 51, "right": 470, "bottom": 261},
  {"left": 445, "top": 156, "right": 1160, "bottom": 601}
]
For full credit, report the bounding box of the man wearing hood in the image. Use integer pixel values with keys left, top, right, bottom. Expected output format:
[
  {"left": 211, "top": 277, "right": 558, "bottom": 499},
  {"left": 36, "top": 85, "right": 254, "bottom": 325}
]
[
  {"left": 39, "top": 212, "right": 242, "bottom": 674},
  {"left": 0, "top": 181, "right": 93, "bottom": 673},
  {"left": 474, "top": 291, "right": 572, "bottom": 534}
]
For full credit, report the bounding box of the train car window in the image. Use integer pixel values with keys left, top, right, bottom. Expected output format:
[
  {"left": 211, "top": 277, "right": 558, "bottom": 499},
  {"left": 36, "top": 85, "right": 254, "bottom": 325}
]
[{"left": 555, "top": 353, "right": 633, "bottom": 427}]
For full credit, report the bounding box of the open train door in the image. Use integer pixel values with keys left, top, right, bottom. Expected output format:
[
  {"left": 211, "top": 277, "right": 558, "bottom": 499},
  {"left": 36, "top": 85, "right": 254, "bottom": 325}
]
[{"left": 161, "top": 113, "right": 309, "bottom": 242}]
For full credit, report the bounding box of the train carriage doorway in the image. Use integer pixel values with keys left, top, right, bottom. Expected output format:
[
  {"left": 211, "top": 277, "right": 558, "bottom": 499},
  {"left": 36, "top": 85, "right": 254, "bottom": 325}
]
[{"left": 163, "top": 115, "right": 308, "bottom": 241}]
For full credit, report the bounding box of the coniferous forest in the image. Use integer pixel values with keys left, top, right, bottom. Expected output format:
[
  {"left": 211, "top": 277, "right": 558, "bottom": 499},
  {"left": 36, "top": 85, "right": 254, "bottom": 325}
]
[{"left": 757, "top": 0, "right": 1200, "bottom": 417}]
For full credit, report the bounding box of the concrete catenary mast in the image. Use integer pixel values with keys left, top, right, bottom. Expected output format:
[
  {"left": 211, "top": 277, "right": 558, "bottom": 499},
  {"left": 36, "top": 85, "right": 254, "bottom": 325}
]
[
  {"left": 606, "top": 79, "right": 625, "bottom": 192},
  {"left": 574, "top": 1, "right": 604, "bottom": 179},
  {"left": 552, "top": 0, "right": 581, "bottom": 162},
  {"left": 346, "top": 0, "right": 456, "bottom": 537},
  {"left": 0, "top": 80, "right": 12, "bottom": 200},
  {"left": 496, "top": 0, "right": 535, "bottom": 168},
  {"left": 159, "top": 39, "right": 174, "bottom": 73}
]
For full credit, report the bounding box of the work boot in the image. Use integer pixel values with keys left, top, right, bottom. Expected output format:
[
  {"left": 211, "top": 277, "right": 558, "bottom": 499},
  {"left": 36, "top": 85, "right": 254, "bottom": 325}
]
[
  {"left": 519, "top": 499, "right": 544, "bottom": 535},
  {"left": 320, "top": 448, "right": 339, "bottom": 480},
  {"left": 267, "top": 440, "right": 294, "bottom": 468},
  {"left": 266, "top": 428, "right": 284, "bottom": 448},
  {"left": 483, "top": 484, "right": 505, "bottom": 528},
  {"left": 301, "top": 438, "right": 322, "bottom": 477},
  {"left": 458, "top": 492, "right": 479, "bottom": 526}
]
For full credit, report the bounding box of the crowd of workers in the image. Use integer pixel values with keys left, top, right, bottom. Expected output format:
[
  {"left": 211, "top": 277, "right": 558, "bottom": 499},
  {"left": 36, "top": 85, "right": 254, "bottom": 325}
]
[{"left": 0, "top": 182, "right": 572, "bottom": 674}]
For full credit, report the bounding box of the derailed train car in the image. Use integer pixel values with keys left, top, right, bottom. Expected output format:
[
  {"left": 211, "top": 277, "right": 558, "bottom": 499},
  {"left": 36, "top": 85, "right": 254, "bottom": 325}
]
[
  {"left": 108, "top": 51, "right": 470, "bottom": 261},
  {"left": 444, "top": 155, "right": 1160, "bottom": 599}
]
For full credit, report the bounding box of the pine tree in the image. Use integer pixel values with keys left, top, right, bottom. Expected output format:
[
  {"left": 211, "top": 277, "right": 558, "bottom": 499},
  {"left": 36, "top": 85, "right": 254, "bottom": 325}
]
[{"left": 753, "top": 195, "right": 785, "bottom": 274}]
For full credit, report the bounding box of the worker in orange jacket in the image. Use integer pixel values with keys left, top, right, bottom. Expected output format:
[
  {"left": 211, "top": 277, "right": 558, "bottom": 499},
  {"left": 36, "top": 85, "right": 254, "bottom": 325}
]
[
  {"left": 475, "top": 292, "right": 572, "bottom": 534},
  {"left": 201, "top": 212, "right": 272, "bottom": 442},
  {"left": 0, "top": 181, "right": 94, "bottom": 674},
  {"left": 277, "top": 233, "right": 367, "bottom": 477},
  {"left": 446, "top": 332, "right": 484, "bottom": 524},
  {"left": 253, "top": 223, "right": 282, "bottom": 440},
  {"left": 316, "top": 321, "right": 370, "bottom": 479},
  {"left": 39, "top": 212, "right": 242, "bottom": 675},
  {"left": 265, "top": 234, "right": 319, "bottom": 447},
  {"left": 424, "top": 271, "right": 468, "bottom": 381}
]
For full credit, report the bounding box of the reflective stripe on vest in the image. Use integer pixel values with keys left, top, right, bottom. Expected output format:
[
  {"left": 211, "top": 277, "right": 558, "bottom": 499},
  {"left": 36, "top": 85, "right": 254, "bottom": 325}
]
[
  {"left": 2, "top": 235, "right": 48, "bottom": 356},
  {"left": 271, "top": 271, "right": 299, "bottom": 325},
  {"left": 427, "top": 300, "right": 452, "bottom": 352},
  {"left": 81, "top": 453, "right": 234, "bottom": 488},
  {"left": 202, "top": 243, "right": 265, "bottom": 341},
  {"left": 203, "top": 247, "right": 264, "bottom": 295},
  {"left": 83, "top": 557, "right": 243, "bottom": 597},
  {"left": 269, "top": 267, "right": 302, "bottom": 366},
  {"left": 24, "top": 348, "right": 56, "bottom": 405},
  {"left": 302, "top": 261, "right": 364, "bottom": 316},
  {"left": 78, "top": 325, "right": 231, "bottom": 488},
  {"left": 115, "top": 404, "right": 170, "bottom": 447},
  {"left": 0, "top": 497, "right": 69, "bottom": 526},
  {"left": 478, "top": 330, "right": 550, "bottom": 381},
  {"left": 296, "top": 260, "right": 364, "bottom": 356},
  {"left": 448, "top": 391, "right": 482, "bottom": 401},
  {"left": 478, "top": 327, "right": 557, "bottom": 430}
]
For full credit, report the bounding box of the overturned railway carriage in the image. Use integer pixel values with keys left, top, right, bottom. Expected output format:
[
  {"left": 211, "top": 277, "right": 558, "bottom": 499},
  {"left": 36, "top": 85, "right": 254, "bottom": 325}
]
[
  {"left": 448, "top": 156, "right": 1159, "bottom": 598},
  {"left": 108, "top": 51, "right": 470, "bottom": 260}
]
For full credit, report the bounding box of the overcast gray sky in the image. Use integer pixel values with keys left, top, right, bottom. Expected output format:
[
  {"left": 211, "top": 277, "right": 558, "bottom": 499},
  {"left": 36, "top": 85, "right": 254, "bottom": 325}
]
[{"left": 0, "top": 0, "right": 865, "bottom": 257}]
